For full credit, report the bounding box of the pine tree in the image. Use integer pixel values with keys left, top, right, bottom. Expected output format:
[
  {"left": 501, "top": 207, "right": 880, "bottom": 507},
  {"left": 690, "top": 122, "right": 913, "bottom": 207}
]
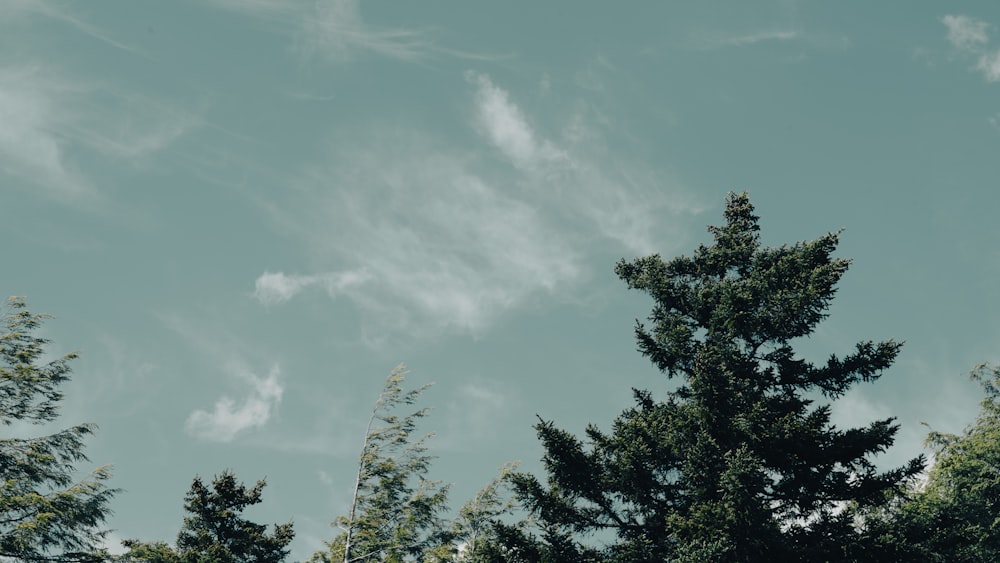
[
  {"left": 120, "top": 470, "right": 293, "bottom": 563},
  {"left": 0, "top": 296, "right": 117, "bottom": 561},
  {"left": 504, "top": 192, "right": 924, "bottom": 561}
]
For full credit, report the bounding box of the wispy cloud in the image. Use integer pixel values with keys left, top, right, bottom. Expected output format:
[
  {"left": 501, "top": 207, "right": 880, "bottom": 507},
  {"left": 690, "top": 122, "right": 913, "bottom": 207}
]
[
  {"left": 255, "top": 72, "right": 701, "bottom": 343},
  {"left": 943, "top": 14, "right": 990, "bottom": 50},
  {"left": 186, "top": 363, "right": 284, "bottom": 442},
  {"left": 0, "top": 67, "right": 91, "bottom": 197},
  {"left": 689, "top": 29, "right": 801, "bottom": 50},
  {"left": 1, "top": 0, "right": 143, "bottom": 55},
  {"left": 210, "top": 0, "right": 493, "bottom": 63},
  {"left": 253, "top": 270, "right": 371, "bottom": 306},
  {"left": 297, "top": 137, "right": 581, "bottom": 340},
  {"left": 468, "top": 72, "right": 566, "bottom": 170},
  {"left": 0, "top": 66, "right": 199, "bottom": 199},
  {"left": 720, "top": 30, "right": 800, "bottom": 47},
  {"left": 976, "top": 51, "right": 1000, "bottom": 82},
  {"left": 942, "top": 14, "right": 1000, "bottom": 82},
  {"left": 299, "top": 0, "right": 433, "bottom": 62}
]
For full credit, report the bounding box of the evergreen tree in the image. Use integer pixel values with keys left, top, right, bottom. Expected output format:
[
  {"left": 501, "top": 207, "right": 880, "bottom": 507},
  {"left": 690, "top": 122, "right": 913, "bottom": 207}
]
[
  {"left": 0, "top": 296, "right": 117, "bottom": 561},
  {"left": 503, "top": 192, "right": 924, "bottom": 561},
  {"left": 309, "top": 365, "right": 522, "bottom": 563},
  {"left": 120, "top": 470, "right": 293, "bottom": 563},
  {"left": 309, "top": 365, "right": 453, "bottom": 563}
]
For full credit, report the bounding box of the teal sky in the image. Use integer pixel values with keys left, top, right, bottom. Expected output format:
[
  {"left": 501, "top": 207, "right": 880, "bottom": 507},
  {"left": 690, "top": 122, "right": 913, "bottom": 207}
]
[{"left": 4, "top": 1, "right": 1000, "bottom": 558}]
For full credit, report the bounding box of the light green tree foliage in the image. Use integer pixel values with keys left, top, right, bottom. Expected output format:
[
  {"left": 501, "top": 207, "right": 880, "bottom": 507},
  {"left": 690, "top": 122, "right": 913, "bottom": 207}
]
[
  {"left": 120, "top": 470, "right": 294, "bottom": 563},
  {"left": 498, "top": 193, "right": 924, "bottom": 561},
  {"left": 867, "top": 364, "right": 1000, "bottom": 561},
  {"left": 310, "top": 365, "right": 452, "bottom": 563},
  {"left": 0, "top": 296, "right": 117, "bottom": 561},
  {"left": 310, "top": 365, "right": 520, "bottom": 563}
]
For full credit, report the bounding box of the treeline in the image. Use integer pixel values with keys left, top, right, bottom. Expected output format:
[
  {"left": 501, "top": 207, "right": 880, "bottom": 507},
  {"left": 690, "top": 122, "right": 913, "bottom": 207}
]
[{"left": 3, "top": 193, "right": 998, "bottom": 562}]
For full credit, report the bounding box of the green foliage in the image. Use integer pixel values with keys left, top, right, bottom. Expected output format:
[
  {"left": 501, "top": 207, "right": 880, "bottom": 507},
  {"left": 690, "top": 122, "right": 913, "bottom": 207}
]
[
  {"left": 121, "top": 470, "right": 293, "bottom": 563},
  {"left": 503, "top": 193, "right": 924, "bottom": 561},
  {"left": 866, "top": 364, "right": 1000, "bottom": 561},
  {"left": 310, "top": 364, "right": 453, "bottom": 563},
  {"left": 0, "top": 296, "right": 117, "bottom": 561},
  {"left": 310, "top": 365, "right": 522, "bottom": 563}
]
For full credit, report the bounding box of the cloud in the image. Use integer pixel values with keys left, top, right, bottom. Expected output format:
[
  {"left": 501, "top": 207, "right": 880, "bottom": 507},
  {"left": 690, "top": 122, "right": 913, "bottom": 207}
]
[
  {"left": 210, "top": 0, "right": 493, "bottom": 63},
  {"left": 468, "top": 71, "right": 701, "bottom": 254},
  {"left": 0, "top": 67, "right": 90, "bottom": 197},
  {"left": 941, "top": 14, "right": 1000, "bottom": 82},
  {"left": 0, "top": 66, "right": 199, "bottom": 199},
  {"left": 0, "top": 0, "right": 143, "bottom": 55},
  {"left": 186, "top": 363, "right": 284, "bottom": 442},
  {"left": 467, "top": 72, "right": 565, "bottom": 170},
  {"left": 689, "top": 29, "right": 801, "bottom": 51},
  {"left": 253, "top": 269, "right": 371, "bottom": 306},
  {"left": 976, "top": 50, "right": 1000, "bottom": 81},
  {"left": 721, "top": 30, "right": 800, "bottom": 47},
  {"left": 299, "top": 0, "right": 433, "bottom": 62},
  {"left": 943, "top": 15, "right": 990, "bottom": 50},
  {"left": 256, "top": 72, "right": 701, "bottom": 342}
]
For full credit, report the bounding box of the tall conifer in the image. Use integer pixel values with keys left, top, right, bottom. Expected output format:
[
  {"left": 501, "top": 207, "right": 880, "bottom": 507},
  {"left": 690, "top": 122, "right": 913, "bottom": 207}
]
[{"left": 505, "top": 193, "right": 923, "bottom": 561}]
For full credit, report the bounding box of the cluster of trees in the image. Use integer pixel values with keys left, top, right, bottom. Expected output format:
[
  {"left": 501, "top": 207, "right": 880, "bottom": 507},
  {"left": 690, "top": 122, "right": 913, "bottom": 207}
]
[{"left": 4, "top": 193, "right": 1000, "bottom": 561}]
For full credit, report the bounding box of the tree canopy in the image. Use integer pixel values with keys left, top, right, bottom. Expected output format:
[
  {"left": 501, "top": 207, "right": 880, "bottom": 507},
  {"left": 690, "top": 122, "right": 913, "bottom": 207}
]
[
  {"left": 498, "top": 192, "right": 924, "bottom": 561},
  {"left": 121, "top": 470, "right": 293, "bottom": 563},
  {"left": 0, "top": 296, "right": 117, "bottom": 562},
  {"left": 309, "top": 365, "right": 521, "bottom": 563},
  {"left": 866, "top": 363, "right": 1000, "bottom": 561}
]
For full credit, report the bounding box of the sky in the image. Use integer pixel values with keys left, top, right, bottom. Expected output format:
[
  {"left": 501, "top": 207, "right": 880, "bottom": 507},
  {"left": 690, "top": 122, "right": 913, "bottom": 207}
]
[{"left": 3, "top": 1, "right": 1000, "bottom": 559}]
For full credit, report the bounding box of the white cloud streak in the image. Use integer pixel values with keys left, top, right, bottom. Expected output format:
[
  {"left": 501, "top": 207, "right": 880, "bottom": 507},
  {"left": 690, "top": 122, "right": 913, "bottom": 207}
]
[
  {"left": 0, "top": 66, "right": 198, "bottom": 199},
  {"left": 186, "top": 363, "right": 284, "bottom": 442},
  {"left": 689, "top": 29, "right": 801, "bottom": 51},
  {"left": 256, "top": 72, "right": 700, "bottom": 342},
  {"left": 942, "top": 14, "right": 1000, "bottom": 82},
  {"left": 722, "top": 30, "right": 799, "bottom": 47},
  {"left": 0, "top": 0, "right": 143, "bottom": 55},
  {"left": 468, "top": 72, "right": 565, "bottom": 170},
  {"left": 210, "top": 0, "right": 492, "bottom": 63},
  {"left": 253, "top": 270, "right": 371, "bottom": 306},
  {"left": 0, "top": 67, "right": 90, "bottom": 197}
]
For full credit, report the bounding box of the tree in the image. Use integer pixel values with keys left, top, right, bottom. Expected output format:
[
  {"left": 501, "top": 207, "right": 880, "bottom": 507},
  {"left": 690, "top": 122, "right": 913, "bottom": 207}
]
[
  {"left": 0, "top": 296, "right": 117, "bottom": 561},
  {"left": 866, "top": 363, "right": 1000, "bottom": 561},
  {"left": 308, "top": 365, "right": 522, "bottom": 563},
  {"left": 120, "top": 470, "right": 294, "bottom": 563},
  {"left": 309, "top": 365, "right": 453, "bottom": 563},
  {"left": 502, "top": 192, "right": 924, "bottom": 561}
]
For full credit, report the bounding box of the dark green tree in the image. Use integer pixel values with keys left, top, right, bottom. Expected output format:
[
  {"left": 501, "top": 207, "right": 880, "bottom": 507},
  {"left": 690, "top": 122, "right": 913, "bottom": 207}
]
[
  {"left": 120, "top": 470, "right": 293, "bottom": 563},
  {"left": 865, "top": 363, "right": 1000, "bottom": 562},
  {"left": 0, "top": 296, "right": 117, "bottom": 561},
  {"left": 503, "top": 192, "right": 924, "bottom": 561}
]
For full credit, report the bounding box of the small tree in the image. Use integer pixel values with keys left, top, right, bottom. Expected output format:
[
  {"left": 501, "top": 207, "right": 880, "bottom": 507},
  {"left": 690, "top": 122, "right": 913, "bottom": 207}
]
[
  {"left": 121, "top": 470, "right": 293, "bottom": 563},
  {"left": 0, "top": 296, "right": 117, "bottom": 561},
  {"left": 310, "top": 365, "right": 453, "bottom": 563},
  {"left": 502, "top": 192, "right": 924, "bottom": 561},
  {"left": 308, "top": 365, "right": 527, "bottom": 563}
]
